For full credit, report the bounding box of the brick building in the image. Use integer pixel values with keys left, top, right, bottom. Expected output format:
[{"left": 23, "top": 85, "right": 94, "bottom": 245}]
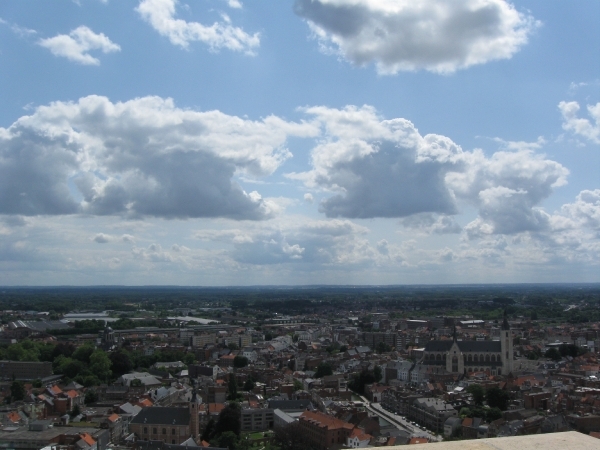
[{"left": 299, "top": 410, "right": 354, "bottom": 450}]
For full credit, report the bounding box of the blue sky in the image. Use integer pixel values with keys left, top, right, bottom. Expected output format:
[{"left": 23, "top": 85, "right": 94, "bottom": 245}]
[{"left": 0, "top": 0, "right": 598, "bottom": 285}]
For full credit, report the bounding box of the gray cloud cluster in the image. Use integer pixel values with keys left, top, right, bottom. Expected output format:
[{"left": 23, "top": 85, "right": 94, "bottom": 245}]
[
  {"left": 196, "top": 219, "right": 375, "bottom": 266},
  {"left": 294, "top": 0, "right": 537, "bottom": 74},
  {"left": 0, "top": 95, "right": 317, "bottom": 219},
  {"left": 290, "top": 105, "right": 569, "bottom": 237}
]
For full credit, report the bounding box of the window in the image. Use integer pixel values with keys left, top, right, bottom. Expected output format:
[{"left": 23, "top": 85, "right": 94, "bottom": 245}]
[
  {"left": 143, "top": 427, "right": 148, "bottom": 434},
  {"left": 153, "top": 428, "right": 157, "bottom": 434},
  {"left": 162, "top": 428, "right": 166, "bottom": 435},
  {"left": 172, "top": 428, "right": 176, "bottom": 435}
]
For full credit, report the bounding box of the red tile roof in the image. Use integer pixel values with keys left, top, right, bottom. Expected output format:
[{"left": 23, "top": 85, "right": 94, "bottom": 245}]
[
  {"left": 79, "top": 433, "right": 96, "bottom": 446},
  {"left": 300, "top": 410, "right": 354, "bottom": 431}
]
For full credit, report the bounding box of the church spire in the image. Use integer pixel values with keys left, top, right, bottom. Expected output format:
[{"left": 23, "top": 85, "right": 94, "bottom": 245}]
[
  {"left": 453, "top": 324, "right": 457, "bottom": 341},
  {"left": 501, "top": 309, "right": 510, "bottom": 330}
]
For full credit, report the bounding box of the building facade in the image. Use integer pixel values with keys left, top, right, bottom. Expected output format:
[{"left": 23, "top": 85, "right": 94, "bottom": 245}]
[{"left": 420, "top": 315, "right": 514, "bottom": 376}]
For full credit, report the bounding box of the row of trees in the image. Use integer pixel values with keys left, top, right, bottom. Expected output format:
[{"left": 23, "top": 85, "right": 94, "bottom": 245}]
[{"left": 466, "top": 384, "right": 510, "bottom": 411}]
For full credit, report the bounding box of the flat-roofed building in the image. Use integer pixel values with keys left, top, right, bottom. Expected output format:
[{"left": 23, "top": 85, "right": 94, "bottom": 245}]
[{"left": 0, "top": 361, "right": 52, "bottom": 380}]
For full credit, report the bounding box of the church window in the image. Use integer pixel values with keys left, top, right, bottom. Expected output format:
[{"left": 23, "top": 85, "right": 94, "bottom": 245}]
[
  {"left": 473, "top": 355, "right": 478, "bottom": 362},
  {"left": 468, "top": 354, "right": 472, "bottom": 362},
  {"left": 491, "top": 355, "right": 496, "bottom": 362},
  {"left": 486, "top": 354, "right": 490, "bottom": 362}
]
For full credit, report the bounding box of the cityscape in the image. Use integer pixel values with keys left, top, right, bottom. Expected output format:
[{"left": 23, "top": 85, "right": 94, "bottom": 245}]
[{"left": 0, "top": 285, "right": 597, "bottom": 448}]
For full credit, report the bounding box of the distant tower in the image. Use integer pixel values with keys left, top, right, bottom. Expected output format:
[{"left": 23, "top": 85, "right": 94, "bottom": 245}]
[
  {"left": 101, "top": 324, "right": 115, "bottom": 350},
  {"left": 500, "top": 310, "right": 514, "bottom": 375},
  {"left": 189, "top": 386, "right": 200, "bottom": 440}
]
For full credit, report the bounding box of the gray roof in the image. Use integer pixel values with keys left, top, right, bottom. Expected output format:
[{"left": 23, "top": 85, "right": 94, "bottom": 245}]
[
  {"left": 267, "top": 399, "right": 312, "bottom": 411},
  {"left": 424, "top": 340, "right": 501, "bottom": 353},
  {"left": 130, "top": 407, "right": 190, "bottom": 426}
]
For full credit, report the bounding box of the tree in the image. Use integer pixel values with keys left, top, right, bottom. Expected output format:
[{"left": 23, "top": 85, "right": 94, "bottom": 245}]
[
  {"left": 376, "top": 342, "right": 391, "bottom": 354},
  {"left": 467, "top": 384, "right": 485, "bottom": 406},
  {"left": 485, "top": 407, "right": 502, "bottom": 422},
  {"left": 89, "top": 350, "right": 112, "bottom": 382},
  {"left": 243, "top": 378, "right": 255, "bottom": 392},
  {"left": 202, "top": 417, "right": 216, "bottom": 442},
  {"left": 84, "top": 389, "right": 98, "bottom": 405},
  {"left": 213, "top": 431, "right": 239, "bottom": 450},
  {"left": 227, "top": 374, "right": 241, "bottom": 401},
  {"left": 545, "top": 347, "right": 561, "bottom": 361},
  {"left": 215, "top": 402, "right": 241, "bottom": 437},
  {"left": 374, "top": 365, "right": 382, "bottom": 382},
  {"left": 183, "top": 353, "right": 196, "bottom": 365},
  {"left": 228, "top": 343, "right": 239, "bottom": 351},
  {"left": 72, "top": 344, "right": 95, "bottom": 364},
  {"left": 10, "top": 381, "right": 25, "bottom": 401},
  {"left": 109, "top": 350, "right": 133, "bottom": 376},
  {"left": 233, "top": 355, "right": 248, "bottom": 368},
  {"left": 486, "top": 387, "right": 510, "bottom": 411},
  {"left": 348, "top": 368, "right": 376, "bottom": 395},
  {"left": 314, "top": 362, "right": 333, "bottom": 378},
  {"left": 293, "top": 379, "right": 303, "bottom": 391},
  {"left": 70, "top": 404, "right": 81, "bottom": 418}
]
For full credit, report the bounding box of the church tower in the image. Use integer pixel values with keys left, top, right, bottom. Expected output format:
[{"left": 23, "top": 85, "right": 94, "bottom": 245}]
[
  {"left": 189, "top": 386, "right": 200, "bottom": 441},
  {"left": 500, "top": 310, "right": 514, "bottom": 375}
]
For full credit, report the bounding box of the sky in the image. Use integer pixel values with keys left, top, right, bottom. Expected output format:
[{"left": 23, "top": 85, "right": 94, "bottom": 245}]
[{"left": 0, "top": 0, "right": 599, "bottom": 286}]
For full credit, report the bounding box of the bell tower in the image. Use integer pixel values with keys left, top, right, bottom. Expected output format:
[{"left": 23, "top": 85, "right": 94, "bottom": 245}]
[
  {"left": 500, "top": 310, "right": 514, "bottom": 375},
  {"left": 189, "top": 384, "right": 200, "bottom": 441}
]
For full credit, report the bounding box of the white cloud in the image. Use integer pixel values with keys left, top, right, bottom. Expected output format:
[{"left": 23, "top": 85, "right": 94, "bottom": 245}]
[
  {"left": 136, "top": 0, "right": 259, "bottom": 53},
  {"left": 93, "top": 233, "right": 111, "bottom": 243},
  {"left": 559, "top": 101, "right": 600, "bottom": 144},
  {"left": 294, "top": 0, "right": 538, "bottom": 74},
  {"left": 450, "top": 148, "right": 568, "bottom": 236},
  {"left": 0, "top": 17, "right": 37, "bottom": 38},
  {"left": 224, "top": 0, "right": 242, "bottom": 8},
  {"left": 304, "top": 193, "right": 314, "bottom": 203},
  {"left": 38, "top": 26, "right": 120, "bottom": 65},
  {"left": 0, "top": 95, "right": 318, "bottom": 219},
  {"left": 559, "top": 189, "right": 600, "bottom": 230}
]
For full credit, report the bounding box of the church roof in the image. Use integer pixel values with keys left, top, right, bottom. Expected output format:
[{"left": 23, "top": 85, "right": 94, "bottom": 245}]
[
  {"left": 130, "top": 407, "right": 190, "bottom": 426},
  {"left": 424, "top": 340, "right": 501, "bottom": 353},
  {"left": 424, "top": 341, "right": 453, "bottom": 352}
]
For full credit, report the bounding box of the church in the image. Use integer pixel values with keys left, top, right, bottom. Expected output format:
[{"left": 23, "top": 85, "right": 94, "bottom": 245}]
[{"left": 420, "top": 314, "right": 514, "bottom": 376}]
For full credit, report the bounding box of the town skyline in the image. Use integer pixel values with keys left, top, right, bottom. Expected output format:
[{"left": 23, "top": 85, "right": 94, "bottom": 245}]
[{"left": 0, "top": 0, "right": 599, "bottom": 286}]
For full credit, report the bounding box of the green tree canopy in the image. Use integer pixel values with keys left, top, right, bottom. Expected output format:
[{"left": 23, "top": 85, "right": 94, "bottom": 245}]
[
  {"left": 467, "top": 384, "right": 485, "bottom": 406},
  {"left": 314, "top": 362, "right": 333, "bottom": 378},
  {"left": 233, "top": 355, "right": 248, "bottom": 368},
  {"left": 486, "top": 387, "right": 510, "bottom": 411}
]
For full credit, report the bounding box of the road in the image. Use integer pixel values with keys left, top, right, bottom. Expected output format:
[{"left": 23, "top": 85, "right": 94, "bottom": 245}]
[{"left": 362, "top": 399, "right": 441, "bottom": 443}]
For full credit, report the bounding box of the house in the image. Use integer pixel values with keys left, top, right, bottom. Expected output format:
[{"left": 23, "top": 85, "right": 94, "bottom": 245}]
[{"left": 346, "top": 428, "right": 372, "bottom": 448}]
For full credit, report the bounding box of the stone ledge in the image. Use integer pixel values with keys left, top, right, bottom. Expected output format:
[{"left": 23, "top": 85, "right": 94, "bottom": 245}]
[{"left": 387, "top": 431, "right": 600, "bottom": 449}]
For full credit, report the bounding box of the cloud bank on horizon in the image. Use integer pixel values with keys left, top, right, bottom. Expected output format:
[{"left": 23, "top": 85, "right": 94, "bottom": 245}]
[{"left": 0, "top": 0, "right": 598, "bottom": 285}]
